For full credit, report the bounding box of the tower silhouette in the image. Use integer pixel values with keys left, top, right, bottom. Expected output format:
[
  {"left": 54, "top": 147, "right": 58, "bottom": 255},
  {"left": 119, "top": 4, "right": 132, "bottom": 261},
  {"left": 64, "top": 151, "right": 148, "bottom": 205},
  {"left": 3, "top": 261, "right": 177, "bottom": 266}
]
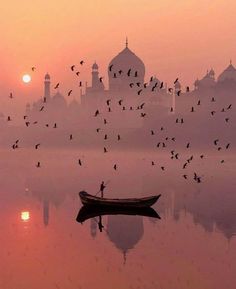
[{"left": 44, "top": 73, "right": 51, "bottom": 100}]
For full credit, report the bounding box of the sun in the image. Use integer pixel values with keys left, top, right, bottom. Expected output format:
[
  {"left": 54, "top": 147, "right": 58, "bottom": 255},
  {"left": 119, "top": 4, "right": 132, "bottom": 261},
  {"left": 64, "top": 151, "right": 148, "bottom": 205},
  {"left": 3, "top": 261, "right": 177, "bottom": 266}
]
[{"left": 22, "top": 74, "right": 31, "bottom": 83}]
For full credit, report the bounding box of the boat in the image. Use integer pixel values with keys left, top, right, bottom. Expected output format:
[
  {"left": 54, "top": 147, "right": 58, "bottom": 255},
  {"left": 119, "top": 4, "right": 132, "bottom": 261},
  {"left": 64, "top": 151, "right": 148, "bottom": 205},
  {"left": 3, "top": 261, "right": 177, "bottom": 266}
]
[
  {"left": 76, "top": 205, "right": 161, "bottom": 223},
  {"left": 79, "top": 191, "right": 161, "bottom": 208}
]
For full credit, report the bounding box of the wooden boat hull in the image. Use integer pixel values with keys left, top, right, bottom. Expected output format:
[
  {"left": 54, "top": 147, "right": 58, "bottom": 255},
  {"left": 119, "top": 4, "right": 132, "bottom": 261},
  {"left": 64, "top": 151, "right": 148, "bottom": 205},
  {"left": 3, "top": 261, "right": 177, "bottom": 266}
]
[
  {"left": 76, "top": 205, "right": 161, "bottom": 223},
  {"left": 79, "top": 191, "right": 161, "bottom": 208}
]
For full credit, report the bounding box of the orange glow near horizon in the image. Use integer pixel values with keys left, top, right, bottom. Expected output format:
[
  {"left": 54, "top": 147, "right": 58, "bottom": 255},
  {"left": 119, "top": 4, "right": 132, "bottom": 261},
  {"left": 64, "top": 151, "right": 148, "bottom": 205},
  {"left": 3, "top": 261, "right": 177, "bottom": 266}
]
[{"left": 21, "top": 211, "right": 30, "bottom": 222}]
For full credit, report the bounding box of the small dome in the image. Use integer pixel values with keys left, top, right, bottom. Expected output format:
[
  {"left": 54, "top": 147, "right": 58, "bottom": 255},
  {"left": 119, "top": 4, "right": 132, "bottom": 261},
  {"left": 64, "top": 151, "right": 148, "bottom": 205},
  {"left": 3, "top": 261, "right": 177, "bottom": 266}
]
[
  {"left": 174, "top": 80, "right": 181, "bottom": 89},
  {"left": 45, "top": 73, "right": 50, "bottom": 80},
  {"left": 218, "top": 62, "right": 236, "bottom": 82},
  {"left": 209, "top": 68, "right": 215, "bottom": 77},
  {"left": 92, "top": 62, "right": 98, "bottom": 70}
]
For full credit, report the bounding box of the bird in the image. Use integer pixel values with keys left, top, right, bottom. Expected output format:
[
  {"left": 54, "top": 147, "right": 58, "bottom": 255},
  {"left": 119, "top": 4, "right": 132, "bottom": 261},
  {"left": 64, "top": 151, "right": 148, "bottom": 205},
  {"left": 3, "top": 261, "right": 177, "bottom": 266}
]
[
  {"left": 161, "top": 166, "right": 165, "bottom": 171},
  {"left": 78, "top": 159, "right": 82, "bottom": 166},
  {"left": 104, "top": 147, "right": 108, "bottom": 153},
  {"left": 35, "top": 144, "right": 40, "bottom": 149},
  {"left": 136, "top": 82, "right": 141, "bottom": 87},
  {"left": 96, "top": 128, "right": 101, "bottom": 133},
  {"left": 7, "top": 116, "right": 11, "bottom": 121},
  {"left": 76, "top": 71, "right": 80, "bottom": 76},
  {"left": 129, "top": 83, "right": 134, "bottom": 88},
  {"left": 25, "top": 121, "right": 30, "bottom": 127},
  {"left": 141, "top": 113, "right": 146, "bottom": 117},
  {"left": 104, "top": 119, "right": 107, "bottom": 124},
  {"left": 113, "top": 164, "right": 117, "bottom": 170},
  {"left": 160, "top": 82, "right": 164, "bottom": 89},
  {"left": 43, "top": 97, "right": 47, "bottom": 103},
  {"left": 160, "top": 127, "right": 164, "bottom": 131},
  {"left": 226, "top": 143, "right": 230, "bottom": 149},
  {"left": 151, "top": 130, "right": 155, "bottom": 135},
  {"left": 118, "top": 70, "right": 123, "bottom": 74},
  {"left": 137, "top": 89, "right": 142, "bottom": 95},
  {"left": 71, "top": 65, "right": 75, "bottom": 71},
  {"left": 191, "top": 106, "right": 195, "bottom": 112},
  {"left": 113, "top": 73, "right": 117, "bottom": 78},
  {"left": 109, "top": 64, "right": 113, "bottom": 71},
  {"left": 127, "top": 69, "right": 131, "bottom": 76},
  {"left": 53, "top": 123, "right": 57, "bottom": 128},
  {"left": 183, "top": 175, "right": 188, "bottom": 179},
  {"left": 108, "top": 107, "right": 112, "bottom": 112},
  {"left": 94, "top": 110, "right": 99, "bottom": 117},
  {"left": 157, "top": 142, "right": 161, "bottom": 148},
  {"left": 175, "top": 153, "right": 179, "bottom": 160},
  {"left": 176, "top": 118, "right": 179, "bottom": 123},
  {"left": 99, "top": 77, "right": 103, "bottom": 82},
  {"left": 54, "top": 83, "right": 60, "bottom": 89},
  {"left": 197, "top": 100, "right": 201, "bottom": 105},
  {"left": 214, "top": 139, "right": 219, "bottom": 145},
  {"left": 211, "top": 111, "right": 216, "bottom": 116},
  {"left": 168, "top": 88, "right": 173, "bottom": 93},
  {"left": 174, "top": 78, "right": 178, "bottom": 84},
  {"left": 68, "top": 90, "right": 73, "bottom": 96},
  {"left": 36, "top": 162, "right": 41, "bottom": 168},
  {"left": 104, "top": 134, "right": 108, "bottom": 140},
  {"left": 117, "top": 134, "right": 121, "bottom": 141},
  {"left": 170, "top": 107, "right": 174, "bottom": 112},
  {"left": 134, "top": 71, "right": 138, "bottom": 77},
  {"left": 31, "top": 67, "right": 36, "bottom": 71},
  {"left": 186, "top": 86, "right": 190, "bottom": 92},
  {"left": 118, "top": 99, "right": 123, "bottom": 105},
  {"left": 9, "top": 92, "right": 13, "bottom": 98},
  {"left": 171, "top": 137, "right": 176, "bottom": 141},
  {"left": 227, "top": 104, "right": 232, "bottom": 110},
  {"left": 211, "top": 97, "right": 215, "bottom": 102},
  {"left": 80, "top": 60, "right": 84, "bottom": 65},
  {"left": 183, "top": 163, "right": 188, "bottom": 169},
  {"left": 181, "top": 118, "right": 184, "bottom": 124},
  {"left": 69, "top": 134, "right": 73, "bottom": 140},
  {"left": 140, "top": 103, "right": 145, "bottom": 109},
  {"left": 79, "top": 81, "right": 83, "bottom": 87},
  {"left": 220, "top": 160, "right": 225, "bottom": 163},
  {"left": 151, "top": 161, "right": 155, "bottom": 166},
  {"left": 218, "top": 147, "right": 222, "bottom": 151},
  {"left": 39, "top": 106, "right": 44, "bottom": 111},
  {"left": 225, "top": 118, "right": 229, "bottom": 123},
  {"left": 177, "top": 90, "right": 181, "bottom": 96},
  {"left": 106, "top": 99, "right": 111, "bottom": 106},
  {"left": 186, "top": 143, "right": 190, "bottom": 148},
  {"left": 200, "top": 155, "right": 204, "bottom": 159}
]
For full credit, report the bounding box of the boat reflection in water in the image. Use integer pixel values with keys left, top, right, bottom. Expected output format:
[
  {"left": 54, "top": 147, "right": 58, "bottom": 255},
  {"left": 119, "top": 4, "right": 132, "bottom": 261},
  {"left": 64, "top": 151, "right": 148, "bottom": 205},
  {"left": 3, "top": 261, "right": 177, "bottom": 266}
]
[
  {"left": 76, "top": 205, "right": 161, "bottom": 223},
  {"left": 77, "top": 205, "right": 161, "bottom": 263}
]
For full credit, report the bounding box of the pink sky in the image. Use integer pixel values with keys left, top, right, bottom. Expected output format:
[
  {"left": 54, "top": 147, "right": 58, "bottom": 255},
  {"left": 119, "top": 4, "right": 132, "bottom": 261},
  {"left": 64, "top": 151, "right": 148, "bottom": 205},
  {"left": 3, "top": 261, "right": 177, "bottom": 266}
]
[{"left": 0, "top": 0, "right": 236, "bottom": 111}]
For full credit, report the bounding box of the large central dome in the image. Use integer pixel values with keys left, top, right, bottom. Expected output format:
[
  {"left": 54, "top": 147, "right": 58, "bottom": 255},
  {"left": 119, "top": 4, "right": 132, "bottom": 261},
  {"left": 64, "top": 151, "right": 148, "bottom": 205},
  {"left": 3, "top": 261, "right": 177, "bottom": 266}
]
[{"left": 108, "top": 42, "right": 145, "bottom": 95}]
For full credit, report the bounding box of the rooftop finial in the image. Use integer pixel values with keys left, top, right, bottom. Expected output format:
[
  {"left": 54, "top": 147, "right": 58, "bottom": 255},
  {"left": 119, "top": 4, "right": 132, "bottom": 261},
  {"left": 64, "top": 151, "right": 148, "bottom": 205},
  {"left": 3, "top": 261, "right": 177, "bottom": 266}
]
[{"left": 125, "top": 37, "right": 128, "bottom": 48}]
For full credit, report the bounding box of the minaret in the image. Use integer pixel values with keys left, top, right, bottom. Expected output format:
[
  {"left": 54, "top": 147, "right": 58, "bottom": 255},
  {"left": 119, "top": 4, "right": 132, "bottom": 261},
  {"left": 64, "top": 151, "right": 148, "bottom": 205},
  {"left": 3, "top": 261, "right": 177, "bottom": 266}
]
[
  {"left": 91, "top": 62, "right": 104, "bottom": 91},
  {"left": 44, "top": 73, "right": 51, "bottom": 100}
]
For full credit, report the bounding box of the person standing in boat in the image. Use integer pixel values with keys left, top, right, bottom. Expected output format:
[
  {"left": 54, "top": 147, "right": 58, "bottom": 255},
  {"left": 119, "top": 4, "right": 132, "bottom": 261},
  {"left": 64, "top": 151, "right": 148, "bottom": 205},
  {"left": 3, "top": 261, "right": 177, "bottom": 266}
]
[{"left": 100, "top": 181, "right": 106, "bottom": 198}]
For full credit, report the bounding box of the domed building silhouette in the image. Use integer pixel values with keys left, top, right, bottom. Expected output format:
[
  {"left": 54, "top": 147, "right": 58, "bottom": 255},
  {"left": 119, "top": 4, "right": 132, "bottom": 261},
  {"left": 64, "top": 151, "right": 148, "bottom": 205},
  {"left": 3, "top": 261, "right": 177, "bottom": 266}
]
[
  {"left": 108, "top": 38, "right": 145, "bottom": 95},
  {"left": 106, "top": 215, "right": 144, "bottom": 263}
]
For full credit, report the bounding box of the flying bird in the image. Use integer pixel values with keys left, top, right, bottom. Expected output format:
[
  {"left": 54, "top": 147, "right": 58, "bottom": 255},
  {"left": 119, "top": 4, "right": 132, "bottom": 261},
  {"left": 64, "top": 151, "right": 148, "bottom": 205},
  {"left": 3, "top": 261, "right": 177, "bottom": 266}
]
[
  {"left": 68, "top": 90, "right": 73, "bottom": 96},
  {"left": 80, "top": 60, "right": 84, "bottom": 65},
  {"left": 71, "top": 65, "right": 75, "bottom": 71},
  {"left": 54, "top": 83, "right": 60, "bottom": 89},
  {"left": 35, "top": 144, "right": 40, "bottom": 149}
]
